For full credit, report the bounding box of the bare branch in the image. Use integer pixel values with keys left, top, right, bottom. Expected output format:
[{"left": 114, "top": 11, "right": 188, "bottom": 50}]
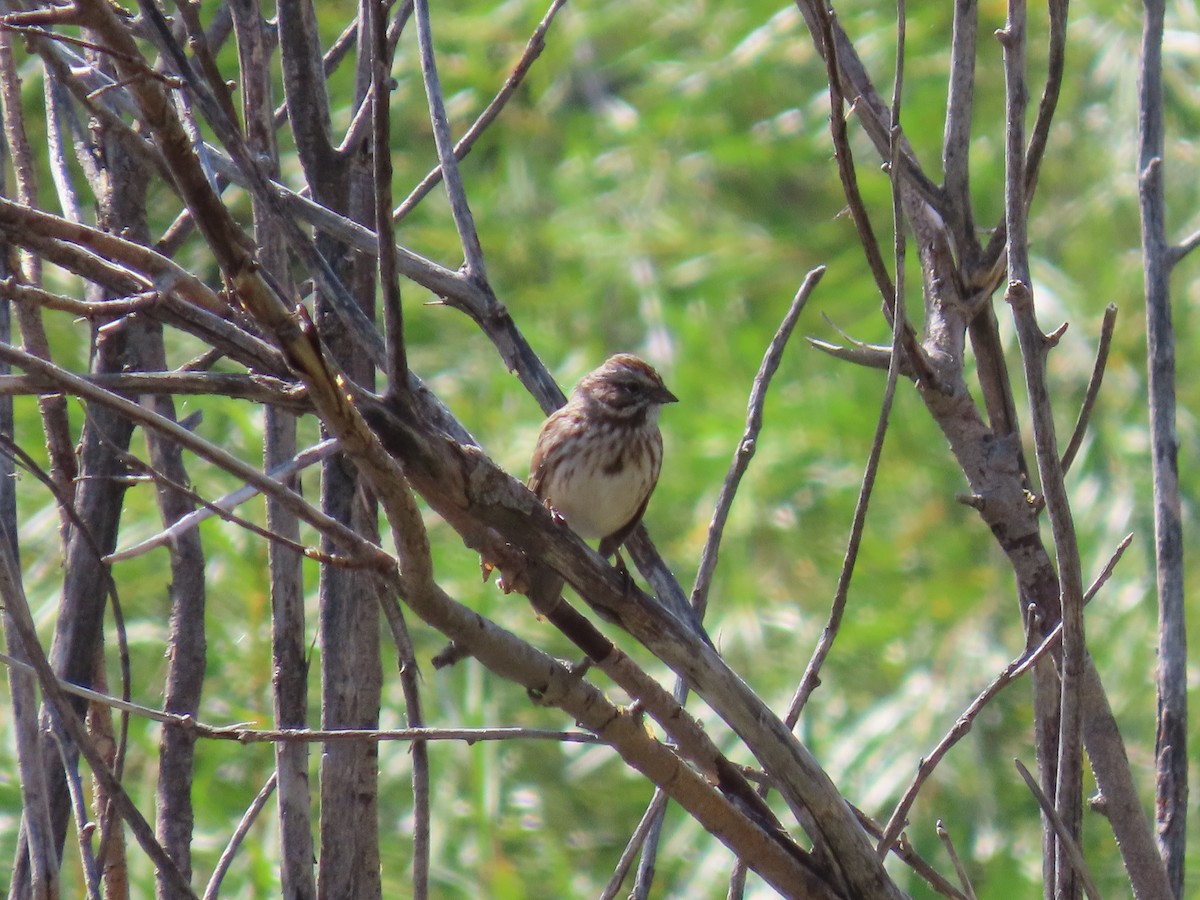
[
  {"left": 806, "top": 336, "right": 903, "bottom": 373},
  {"left": 411, "top": 0, "right": 487, "bottom": 277},
  {"left": 1013, "top": 759, "right": 1102, "bottom": 900},
  {"left": 0, "top": 653, "right": 615, "bottom": 747},
  {"left": 1169, "top": 226, "right": 1200, "bottom": 264},
  {"left": 0, "top": 340, "right": 388, "bottom": 567},
  {"left": 369, "top": 0, "right": 408, "bottom": 399},
  {"left": 789, "top": 282, "right": 906, "bottom": 721},
  {"left": 935, "top": 820, "right": 978, "bottom": 900},
  {"left": 393, "top": 0, "right": 568, "bottom": 223},
  {"left": 0, "top": 519, "right": 197, "bottom": 899},
  {"left": 1000, "top": 4, "right": 1088, "bottom": 892},
  {"left": 691, "top": 267, "right": 824, "bottom": 615},
  {"left": 1060, "top": 304, "right": 1117, "bottom": 474},
  {"left": 1137, "top": 3, "right": 1188, "bottom": 893},
  {"left": 942, "top": 0, "right": 979, "bottom": 257},
  {"left": 0, "top": 371, "right": 308, "bottom": 410},
  {"left": 1023, "top": 0, "right": 1069, "bottom": 201},
  {"left": 202, "top": 773, "right": 277, "bottom": 900}
]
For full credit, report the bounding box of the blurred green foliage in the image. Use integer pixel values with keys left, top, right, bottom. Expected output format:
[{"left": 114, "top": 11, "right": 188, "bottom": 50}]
[{"left": 2, "top": 0, "right": 1199, "bottom": 897}]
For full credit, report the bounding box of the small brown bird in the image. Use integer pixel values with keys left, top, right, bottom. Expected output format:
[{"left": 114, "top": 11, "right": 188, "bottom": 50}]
[{"left": 529, "top": 353, "right": 678, "bottom": 558}]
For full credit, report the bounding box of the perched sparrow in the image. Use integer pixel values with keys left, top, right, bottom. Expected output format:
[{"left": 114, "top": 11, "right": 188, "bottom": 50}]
[{"left": 529, "top": 354, "right": 678, "bottom": 558}]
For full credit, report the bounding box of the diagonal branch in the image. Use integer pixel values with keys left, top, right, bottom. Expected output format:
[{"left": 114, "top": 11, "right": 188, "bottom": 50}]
[
  {"left": 411, "top": 0, "right": 487, "bottom": 277},
  {"left": 393, "top": 0, "right": 568, "bottom": 223},
  {"left": 1060, "top": 304, "right": 1117, "bottom": 475}
]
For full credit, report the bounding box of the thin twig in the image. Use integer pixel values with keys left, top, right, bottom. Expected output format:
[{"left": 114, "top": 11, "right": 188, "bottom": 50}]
[
  {"left": 979, "top": 0, "right": 1070, "bottom": 276},
  {"left": 852, "top": 807, "right": 968, "bottom": 900},
  {"left": 787, "top": 277, "right": 906, "bottom": 724},
  {"left": 691, "top": 266, "right": 824, "bottom": 615},
  {"left": 935, "top": 820, "right": 978, "bottom": 900},
  {"left": 1060, "top": 304, "right": 1117, "bottom": 474},
  {"left": 601, "top": 791, "right": 670, "bottom": 900},
  {"left": 876, "top": 532, "right": 1132, "bottom": 857},
  {"left": 1, "top": 656, "right": 613, "bottom": 746},
  {"left": 55, "top": 737, "right": 103, "bottom": 900},
  {"left": 202, "top": 773, "right": 277, "bottom": 900},
  {"left": 1022, "top": 0, "right": 1069, "bottom": 201},
  {"left": 411, "top": 0, "right": 487, "bottom": 277},
  {"left": 393, "top": 0, "right": 568, "bottom": 222},
  {"left": 0, "top": 341, "right": 390, "bottom": 569},
  {"left": 637, "top": 270, "right": 823, "bottom": 899},
  {"left": 1169, "top": 227, "right": 1200, "bottom": 264},
  {"left": 104, "top": 444, "right": 347, "bottom": 568},
  {"left": 0, "top": 197, "right": 226, "bottom": 313},
  {"left": 0, "top": 520, "right": 197, "bottom": 898},
  {"left": 806, "top": 335, "right": 902, "bottom": 373},
  {"left": 105, "top": 438, "right": 339, "bottom": 563},
  {"left": 374, "top": 578, "right": 432, "bottom": 900},
  {"left": 1000, "top": 4, "right": 1089, "bottom": 893},
  {"left": 811, "top": 5, "right": 894, "bottom": 308},
  {"left": 1013, "top": 760, "right": 1102, "bottom": 900},
  {"left": 941, "top": 0, "right": 979, "bottom": 259},
  {"left": 369, "top": 0, "right": 408, "bottom": 400},
  {"left": 1, "top": 280, "right": 162, "bottom": 317},
  {"left": 0, "top": 371, "right": 307, "bottom": 410}
]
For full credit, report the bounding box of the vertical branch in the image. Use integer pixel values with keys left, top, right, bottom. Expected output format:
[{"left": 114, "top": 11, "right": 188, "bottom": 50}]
[
  {"left": 1137, "top": 1, "right": 1187, "bottom": 895},
  {"left": 0, "top": 109, "right": 61, "bottom": 898},
  {"left": 277, "top": 0, "right": 343, "bottom": 198},
  {"left": 369, "top": 0, "right": 407, "bottom": 397},
  {"left": 145, "top": 329, "right": 208, "bottom": 893},
  {"left": 942, "top": 0, "right": 978, "bottom": 258},
  {"left": 810, "top": 4, "right": 894, "bottom": 308},
  {"left": 411, "top": 0, "right": 487, "bottom": 278},
  {"left": 312, "top": 6, "right": 384, "bottom": 896},
  {"left": 999, "top": 4, "right": 1085, "bottom": 898},
  {"left": 1023, "top": 0, "right": 1069, "bottom": 201},
  {"left": 0, "top": 516, "right": 195, "bottom": 899},
  {"left": 366, "top": 3, "right": 428, "bottom": 895},
  {"left": 227, "top": 0, "right": 318, "bottom": 893},
  {"left": 0, "top": 30, "right": 77, "bottom": 521}
]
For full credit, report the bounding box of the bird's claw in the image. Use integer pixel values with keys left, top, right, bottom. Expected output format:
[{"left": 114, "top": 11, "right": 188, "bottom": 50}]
[{"left": 482, "top": 554, "right": 530, "bottom": 595}]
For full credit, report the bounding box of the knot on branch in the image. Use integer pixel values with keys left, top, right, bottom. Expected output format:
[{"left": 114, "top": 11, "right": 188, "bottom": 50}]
[{"left": 1003, "top": 279, "right": 1033, "bottom": 309}]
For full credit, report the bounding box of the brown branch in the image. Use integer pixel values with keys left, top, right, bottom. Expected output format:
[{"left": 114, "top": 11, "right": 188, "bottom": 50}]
[
  {"left": 941, "top": 0, "right": 979, "bottom": 260},
  {"left": 691, "top": 267, "right": 824, "bottom": 615},
  {"left": 807, "top": 335, "right": 907, "bottom": 374},
  {"left": 363, "top": 394, "right": 905, "bottom": 899},
  {"left": 1000, "top": 5, "right": 1087, "bottom": 894},
  {"left": 790, "top": 269, "right": 905, "bottom": 725},
  {"left": 0, "top": 197, "right": 227, "bottom": 313},
  {"left": 791, "top": 0, "right": 945, "bottom": 214},
  {"left": 411, "top": 0, "right": 487, "bottom": 278},
  {"left": 393, "top": 0, "right": 568, "bottom": 222},
  {"left": 201, "top": 773, "right": 276, "bottom": 900},
  {"left": 1060, "top": 304, "right": 1117, "bottom": 475},
  {"left": 935, "top": 820, "right": 978, "bottom": 900},
  {"left": 1022, "top": 0, "right": 1069, "bottom": 201},
  {"left": 1014, "top": 759, "right": 1102, "bottom": 900},
  {"left": 0, "top": 520, "right": 197, "bottom": 899},
  {"left": 878, "top": 530, "right": 1133, "bottom": 857},
  {"left": 1138, "top": 2, "right": 1188, "bottom": 894},
  {"left": 0, "top": 654, "right": 621, "bottom": 748},
  {"left": 1169, "top": 227, "right": 1200, "bottom": 264},
  {"left": 0, "top": 371, "right": 308, "bottom": 410},
  {"left": 0, "top": 340, "right": 388, "bottom": 568}
]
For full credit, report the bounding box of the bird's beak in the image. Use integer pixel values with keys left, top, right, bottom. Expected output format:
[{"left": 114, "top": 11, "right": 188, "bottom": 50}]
[{"left": 655, "top": 385, "right": 679, "bottom": 404}]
